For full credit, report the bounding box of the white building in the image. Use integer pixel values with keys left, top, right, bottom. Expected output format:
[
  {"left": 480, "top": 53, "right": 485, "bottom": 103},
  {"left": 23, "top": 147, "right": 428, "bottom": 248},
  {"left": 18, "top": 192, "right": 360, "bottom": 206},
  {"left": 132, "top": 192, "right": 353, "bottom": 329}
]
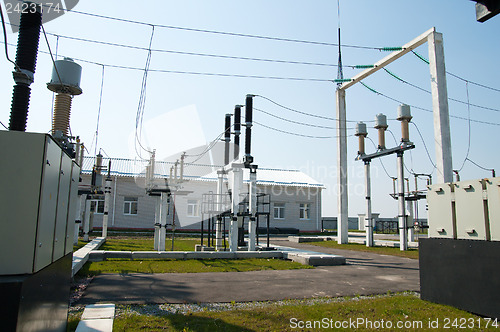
[{"left": 80, "top": 157, "right": 324, "bottom": 232}]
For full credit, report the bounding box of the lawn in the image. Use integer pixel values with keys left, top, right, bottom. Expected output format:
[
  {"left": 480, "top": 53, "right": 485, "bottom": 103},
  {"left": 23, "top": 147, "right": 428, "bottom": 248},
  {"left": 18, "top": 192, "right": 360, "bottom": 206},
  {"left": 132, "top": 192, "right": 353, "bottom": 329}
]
[
  {"left": 77, "top": 258, "right": 311, "bottom": 276},
  {"left": 68, "top": 293, "right": 498, "bottom": 331},
  {"left": 308, "top": 241, "right": 419, "bottom": 259},
  {"left": 99, "top": 237, "right": 200, "bottom": 251}
]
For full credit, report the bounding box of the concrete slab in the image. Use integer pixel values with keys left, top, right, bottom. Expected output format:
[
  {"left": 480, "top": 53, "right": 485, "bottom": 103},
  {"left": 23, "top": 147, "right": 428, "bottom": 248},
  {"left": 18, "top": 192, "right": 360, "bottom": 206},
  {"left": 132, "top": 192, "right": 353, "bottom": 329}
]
[
  {"left": 75, "top": 319, "right": 113, "bottom": 332},
  {"left": 72, "top": 237, "right": 106, "bottom": 277},
  {"left": 76, "top": 303, "right": 115, "bottom": 332}
]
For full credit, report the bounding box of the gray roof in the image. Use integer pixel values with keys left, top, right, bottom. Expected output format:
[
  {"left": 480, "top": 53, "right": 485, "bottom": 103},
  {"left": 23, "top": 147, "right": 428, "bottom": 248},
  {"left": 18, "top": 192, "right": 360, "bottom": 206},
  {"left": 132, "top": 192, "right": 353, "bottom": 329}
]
[{"left": 82, "top": 157, "right": 324, "bottom": 188}]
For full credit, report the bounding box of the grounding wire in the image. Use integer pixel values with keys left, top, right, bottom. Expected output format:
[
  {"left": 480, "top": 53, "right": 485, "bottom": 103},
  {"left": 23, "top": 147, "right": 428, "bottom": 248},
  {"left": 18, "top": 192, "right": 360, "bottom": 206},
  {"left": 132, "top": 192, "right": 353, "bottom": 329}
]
[
  {"left": 94, "top": 65, "right": 105, "bottom": 157},
  {"left": 0, "top": 3, "right": 20, "bottom": 70}
]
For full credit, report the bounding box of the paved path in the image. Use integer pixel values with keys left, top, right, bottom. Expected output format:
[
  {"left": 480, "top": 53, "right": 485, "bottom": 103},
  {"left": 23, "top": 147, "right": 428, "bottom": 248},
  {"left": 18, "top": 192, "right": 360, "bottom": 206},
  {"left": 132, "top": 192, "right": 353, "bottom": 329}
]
[{"left": 78, "top": 239, "right": 419, "bottom": 304}]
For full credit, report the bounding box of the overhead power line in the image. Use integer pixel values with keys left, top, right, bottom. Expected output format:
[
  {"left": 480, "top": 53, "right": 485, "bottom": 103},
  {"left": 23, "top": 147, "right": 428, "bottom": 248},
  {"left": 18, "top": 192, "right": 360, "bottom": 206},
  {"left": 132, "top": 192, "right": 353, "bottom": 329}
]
[{"left": 359, "top": 82, "right": 500, "bottom": 126}]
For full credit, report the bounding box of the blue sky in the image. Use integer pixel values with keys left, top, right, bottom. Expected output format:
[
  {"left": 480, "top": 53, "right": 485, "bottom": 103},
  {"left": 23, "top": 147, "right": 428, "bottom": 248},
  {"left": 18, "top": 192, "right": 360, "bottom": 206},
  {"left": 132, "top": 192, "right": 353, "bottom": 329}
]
[{"left": 1, "top": 0, "right": 499, "bottom": 218}]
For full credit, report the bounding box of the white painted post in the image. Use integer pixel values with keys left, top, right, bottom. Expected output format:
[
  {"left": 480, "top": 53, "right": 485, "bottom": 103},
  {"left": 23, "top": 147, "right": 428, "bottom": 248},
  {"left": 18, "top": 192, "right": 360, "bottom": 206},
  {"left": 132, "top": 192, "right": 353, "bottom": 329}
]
[
  {"left": 336, "top": 89, "right": 349, "bottom": 244},
  {"left": 74, "top": 194, "right": 84, "bottom": 245},
  {"left": 101, "top": 177, "right": 112, "bottom": 238},
  {"left": 83, "top": 197, "right": 91, "bottom": 242},
  {"left": 365, "top": 161, "right": 374, "bottom": 247},
  {"left": 428, "top": 31, "right": 453, "bottom": 184},
  {"left": 215, "top": 170, "right": 225, "bottom": 251},
  {"left": 397, "top": 152, "right": 408, "bottom": 251},
  {"left": 407, "top": 200, "right": 415, "bottom": 242},
  {"left": 153, "top": 195, "right": 160, "bottom": 251},
  {"left": 248, "top": 169, "right": 257, "bottom": 251},
  {"left": 230, "top": 163, "right": 244, "bottom": 251},
  {"left": 159, "top": 192, "right": 167, "bottom": 251}
]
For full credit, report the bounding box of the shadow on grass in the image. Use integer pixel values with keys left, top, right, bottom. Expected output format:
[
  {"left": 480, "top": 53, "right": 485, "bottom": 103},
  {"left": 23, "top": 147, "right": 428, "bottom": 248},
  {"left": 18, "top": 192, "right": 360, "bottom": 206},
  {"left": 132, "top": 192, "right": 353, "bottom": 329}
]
[{"left": 113, "top": 313, "right": 256, "bottom": 332}]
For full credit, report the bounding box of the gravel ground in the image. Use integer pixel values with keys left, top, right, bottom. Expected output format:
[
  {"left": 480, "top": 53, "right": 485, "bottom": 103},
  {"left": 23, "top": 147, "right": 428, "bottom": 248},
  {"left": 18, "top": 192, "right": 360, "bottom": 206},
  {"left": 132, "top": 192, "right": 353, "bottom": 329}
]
[{"left": 69, "top": 292, "right": 419, "bottom": 318}]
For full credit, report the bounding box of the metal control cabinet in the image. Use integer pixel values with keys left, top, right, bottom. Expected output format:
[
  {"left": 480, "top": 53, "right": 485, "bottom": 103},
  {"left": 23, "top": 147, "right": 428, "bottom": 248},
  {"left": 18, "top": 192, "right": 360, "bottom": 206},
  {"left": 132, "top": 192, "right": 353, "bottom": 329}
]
[
  {"left": 0, "top": 131, "right": 79, "bottom": 275},
  {"left": 427, "top": 183, "right": 455, "bottom": 239},
  {"left": 454, "top": 180, "right": 487, "bottom": 240}
]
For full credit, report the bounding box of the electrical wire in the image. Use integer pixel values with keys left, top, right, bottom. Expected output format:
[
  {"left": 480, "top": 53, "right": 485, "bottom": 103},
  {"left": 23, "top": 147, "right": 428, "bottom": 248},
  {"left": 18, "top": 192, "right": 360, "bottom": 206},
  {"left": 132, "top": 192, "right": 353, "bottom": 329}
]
[
  {"left": 134, "top": 26, "right": 155, "bottom": 160},
  {"left": 255, "top": 95, "right": 374, "bottom": 122},
  {"left": 366, "top": 136, "right": 393, "bottom": 179},
  {"left": 253, "top": 120, "right": 345, "bottom": 139},
  {"left": 360, "top": 82, "right": 500, "bottom": 126},
  {"left": 411, "top": 122, "right": 437, "bottom": 169},
  {"left": 382, "top": 67, "right": 500, "bottom": 113},
  {"left": 254, "top": 107, "right": 350, "bottom": 130},
  {"left": 457, "top": 81, "right": 471, "bottom": 172},
  {"left": 39, "top": 5, "right": 387, "bottom": 51},
  {"left": 0, "top": 119, "right": 7, "bottom": 129},
  {"left": 94, "top": 65, "right": 105, "bottom": 156},
  {"left": 44, "top": 32, "right": 357, "bottom": 69},
  {"left": 464, "top": 158, "right": 495, "bottom": 174},
  {"left": 0, "top": 3, "right": 20, "bottom": 70},
  {"left": 412, "top": 50, "right": 500, "bottom": 93}
]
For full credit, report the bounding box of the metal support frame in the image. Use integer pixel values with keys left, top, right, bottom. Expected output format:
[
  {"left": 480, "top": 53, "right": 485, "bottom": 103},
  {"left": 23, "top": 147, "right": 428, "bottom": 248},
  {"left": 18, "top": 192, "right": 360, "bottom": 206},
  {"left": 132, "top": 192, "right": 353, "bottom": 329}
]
[
  {"left": 83, "top": 196, "right": 91, "bottom": 242},
  {"left": 337, "top": 27, "right": 453, "bottom": 245},
  {"left": 397, "top": 151, "right": 408, "bottom": 251},
  {"left": 248, "top": 167, "right": 258, "bottom": 250},
  {"left": 215, "top": 170, "right": 225, "bottom": 251},
  {"left": 229, "top": 163, "right": 244, "bottom": 251},
  {"left": 158, "top": 192, "right": 168, "bottom": 251},
  {"left": 364, "top": 160, "right": 374, "bottom": 247},
  {"left": 101, "top": 176, "right": 112, "bottom": 238}
]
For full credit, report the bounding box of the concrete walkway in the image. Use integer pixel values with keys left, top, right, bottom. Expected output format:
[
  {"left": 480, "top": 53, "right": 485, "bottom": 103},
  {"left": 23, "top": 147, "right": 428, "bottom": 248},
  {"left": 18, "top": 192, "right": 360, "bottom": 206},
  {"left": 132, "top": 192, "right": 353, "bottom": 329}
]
[
  {"left": 78, "top": 238, "right": 419, "bottom": 304},
  {"left": 75, "top": 303, "right": 115, "bottom": 332}
]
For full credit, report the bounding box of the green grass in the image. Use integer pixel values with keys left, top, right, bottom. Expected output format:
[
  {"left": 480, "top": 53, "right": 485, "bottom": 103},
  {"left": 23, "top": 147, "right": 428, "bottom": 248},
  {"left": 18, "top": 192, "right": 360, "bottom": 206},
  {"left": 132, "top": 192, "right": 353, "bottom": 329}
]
[
  {"left": 308, "top": 241, "right": 419, "bottom": 259},
  {"left": 77, "top": 258, "right": 311, "bottom": 276},
  {"left": 99, "top": 237, "right": 200, "bottom": 252},
  {"left": 100, "top": 294, "right": 496, "bottom": 331},
  {"left": 73, "top": 239, "right": 87, "bottom": 252}
]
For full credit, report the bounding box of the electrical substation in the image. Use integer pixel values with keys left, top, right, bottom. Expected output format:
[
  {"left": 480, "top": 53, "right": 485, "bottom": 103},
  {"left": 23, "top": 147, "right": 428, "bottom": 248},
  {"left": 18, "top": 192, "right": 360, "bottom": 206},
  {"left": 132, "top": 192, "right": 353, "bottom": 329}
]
[{"left": 0, "top": 1, "right": 499, "bottom": 330}]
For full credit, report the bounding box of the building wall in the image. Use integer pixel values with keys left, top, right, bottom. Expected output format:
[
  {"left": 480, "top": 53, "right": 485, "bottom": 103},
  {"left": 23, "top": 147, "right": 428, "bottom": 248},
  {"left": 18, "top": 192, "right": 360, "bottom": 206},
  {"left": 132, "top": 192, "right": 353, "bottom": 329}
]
[{"left": 81, "top": 175, "right": 323, "bottom": 232}]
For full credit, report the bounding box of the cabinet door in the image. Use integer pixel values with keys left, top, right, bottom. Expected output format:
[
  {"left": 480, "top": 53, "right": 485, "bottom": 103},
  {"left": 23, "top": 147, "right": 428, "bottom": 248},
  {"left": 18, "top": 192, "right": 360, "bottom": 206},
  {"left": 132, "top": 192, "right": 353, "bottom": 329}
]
[
  {"left": 53, "top": 153, "right": 72, "bottom": 261},
  {"left": 34, "top": 138, "right": 62, "bottom": 272},
  {"left": 65, "top": 162, "right": 80, "bottom": 254}
]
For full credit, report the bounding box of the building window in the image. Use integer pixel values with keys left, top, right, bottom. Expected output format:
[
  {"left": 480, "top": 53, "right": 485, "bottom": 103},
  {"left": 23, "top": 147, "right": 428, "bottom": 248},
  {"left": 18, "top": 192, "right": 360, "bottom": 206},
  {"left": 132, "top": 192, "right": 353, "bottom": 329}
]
[
  {"left": 274, "top": 203, "right": 285, "bottom": 219},
  {"left": 300, "top": 203, "right": 311, "bottom": 220},
  {"left": 90, "top": 199, "right": 105, "bottom": 214},
  {"left": 124, "top": 197, "right": 138, "bottom": 215},
  {"left": 187, "top": 199, "right": 200, "bottom": 217}
]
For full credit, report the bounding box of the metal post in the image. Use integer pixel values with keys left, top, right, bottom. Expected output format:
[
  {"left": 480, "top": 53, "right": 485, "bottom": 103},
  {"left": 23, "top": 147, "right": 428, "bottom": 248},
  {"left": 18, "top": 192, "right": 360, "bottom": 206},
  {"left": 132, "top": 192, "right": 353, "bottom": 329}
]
[
  {"left": 336, "top": 89, "right": 348, "bottom": 244},
  {"left": 248, "top": 167, "right": 257, "bottom": 251},
  {"left": 74, "top": 195, "right": 84, "bottom": 245},
  {"left": 397, "top": 152, "right": 408, "bottom": 251},
  {"left": 407, "top": 200, "right": 415, "bottom": 243},
  {"left": 428, "top": 31, "right": 453, "bottom": 183},
  {"left": 102, "top": 176, "right": 111, "bottom": 238},
  {"left": 365, "top": 160, "right": 374, "bottom": 247}
]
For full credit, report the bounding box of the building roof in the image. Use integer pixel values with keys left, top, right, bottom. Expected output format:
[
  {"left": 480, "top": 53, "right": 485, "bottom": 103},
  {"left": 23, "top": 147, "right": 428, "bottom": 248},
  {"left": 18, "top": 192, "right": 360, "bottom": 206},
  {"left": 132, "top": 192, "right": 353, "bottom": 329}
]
[{"left": 81, "top": 156, "right": 324, "bottom": 188}]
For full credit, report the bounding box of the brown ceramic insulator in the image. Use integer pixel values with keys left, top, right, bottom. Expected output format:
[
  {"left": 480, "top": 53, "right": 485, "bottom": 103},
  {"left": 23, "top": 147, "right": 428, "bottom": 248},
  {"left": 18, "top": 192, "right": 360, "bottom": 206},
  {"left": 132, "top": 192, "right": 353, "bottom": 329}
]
[{"left": 52, "top": 93, "right": 72, "bottom": 135}]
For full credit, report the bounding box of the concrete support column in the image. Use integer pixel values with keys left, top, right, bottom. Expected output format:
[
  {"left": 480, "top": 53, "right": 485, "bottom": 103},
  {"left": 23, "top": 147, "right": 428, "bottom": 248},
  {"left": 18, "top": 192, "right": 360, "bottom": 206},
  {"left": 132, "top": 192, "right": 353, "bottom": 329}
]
[
  {"left": 158, "top": 193, "right": 168, "bottom": 251},
  {"left": 83, "top": 196, "right": 91, "bottom": 242},
  {"left": 428, "top": 31, "right": 453, "bottom": 183},
  {"left": 397, "top": 152, "right": 408, "bottom": 251},
  {"left": 248, "top": 169, "right": 257, "bottom": 251},
  {"left": 74, "top": 194, "right": 84, "bottom": 245},
  {"left": 229, "top": 163, "right": 243, "bottom": 252},
  {"left": 215, "top": 170, "right": 225, "bottom": 251},
  {"left": 101, "top": 177, "right": 112, "bottom": 238},
  {"left": 365, "top": 161, "right": 374, "bottom": 247},
  {"left": 154, "top": 196, "right": 160, "bottom": 251},
  {"left": 407, "top": 200, "right": 415, "bottom": 242},
  {"left": 336, "top": 89, "right": 349, "bottom": 244}
]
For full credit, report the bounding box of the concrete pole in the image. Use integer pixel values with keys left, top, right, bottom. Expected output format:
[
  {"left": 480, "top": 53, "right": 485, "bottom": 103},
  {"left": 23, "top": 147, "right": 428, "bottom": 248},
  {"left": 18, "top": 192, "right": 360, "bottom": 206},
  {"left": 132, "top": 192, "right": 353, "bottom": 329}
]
[
  {"left": 215, "top": 170, "right": 225, "bottom": 251},
  {"left": 365, "top": 161, "right": 374, "bottom": 247},
  {"left": 428, "top": 31, "right": 453, "bottom": 184},
  {"left": 83, "top": 196, "right": 91, "bottom": 242},
  {"left": 407, "top": 200, "right": 415, "bottom": 242},
  {"left": 159, "top": 192, "right": 168, "bottom": 251},
  {"left": 154, "top": 195, "right": 160, "bottom": 251},
  {"left": 230, "top": 163, "right": 244, "bottom": 251},
  {"left": 397, "top": 152, "right": 408, "bottom": 251},
  {"left": 248, "top": 168, "right": 257, "bottom": 251},
  {"left": 336, "top": 89, "right": 349, "bottom": 244},
  {"left": 101, "top": 176, "right": 112, "bottom": 238},
  {"left": 74, "top": 194, "right": 85, "bottom": 245}
]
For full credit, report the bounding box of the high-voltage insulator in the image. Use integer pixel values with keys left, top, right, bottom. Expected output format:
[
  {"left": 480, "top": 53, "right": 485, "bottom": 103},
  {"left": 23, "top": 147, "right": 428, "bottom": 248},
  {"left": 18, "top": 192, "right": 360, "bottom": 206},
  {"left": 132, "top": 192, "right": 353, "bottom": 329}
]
[
  {"left": 47, "top": 57, "right": 83, "bottom": 137},
  {"left": 397, "top": 104, "right": 412, "bottom": 142},
  {"left": 374, "top": 113, "right": 388, "bottom": 150},
  {"left": 8, "top": 2, "right": 42, "bottom": 132},
  {"left": 355, "top": 122, "right": 368, "bottom": 155},
  {"left": 224, "top": 114, "right": 232, "bottom": 166},
  {"left": 244, "top": 94, "right": 254, "bottom": 166},
  {"left": 234, "top": 105, "right": 242, "bottom": 160}
]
